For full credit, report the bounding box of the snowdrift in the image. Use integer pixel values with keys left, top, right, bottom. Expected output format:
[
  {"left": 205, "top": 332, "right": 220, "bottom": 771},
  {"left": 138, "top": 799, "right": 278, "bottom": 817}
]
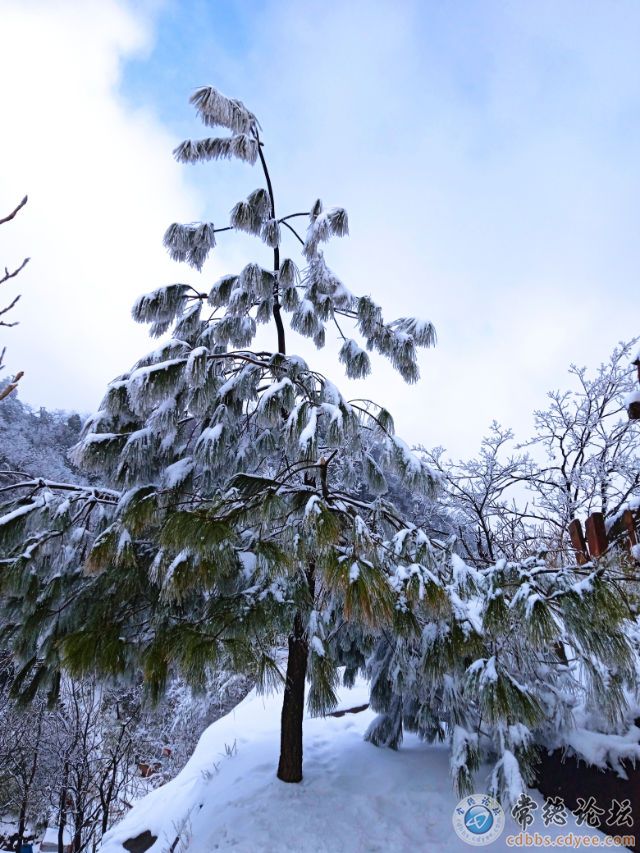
[{"left": 101, "top": 678, "right": 609, "bottom": 853}]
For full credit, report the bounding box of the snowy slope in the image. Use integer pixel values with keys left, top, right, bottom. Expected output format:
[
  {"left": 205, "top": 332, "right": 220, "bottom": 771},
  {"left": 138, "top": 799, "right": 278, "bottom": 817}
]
[{"left": 101, "top": 678, "right": 608, "bottom": 853}]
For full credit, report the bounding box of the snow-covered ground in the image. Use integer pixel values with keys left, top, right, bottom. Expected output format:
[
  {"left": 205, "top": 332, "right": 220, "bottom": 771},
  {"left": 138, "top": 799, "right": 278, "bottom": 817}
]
[{"left": 102, "top": 678, "right": 609, "bottom": 853}]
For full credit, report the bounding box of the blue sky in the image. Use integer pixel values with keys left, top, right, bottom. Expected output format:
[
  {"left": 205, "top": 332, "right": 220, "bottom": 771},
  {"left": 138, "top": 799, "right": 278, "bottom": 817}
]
[{"left": 1, "top": 0, "right": 639, "bottom": 456}]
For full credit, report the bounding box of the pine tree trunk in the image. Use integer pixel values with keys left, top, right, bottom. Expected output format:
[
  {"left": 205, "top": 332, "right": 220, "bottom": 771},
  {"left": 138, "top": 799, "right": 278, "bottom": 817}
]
[{"left": 277, "top": 611, "right": 308, "bottom": 783}]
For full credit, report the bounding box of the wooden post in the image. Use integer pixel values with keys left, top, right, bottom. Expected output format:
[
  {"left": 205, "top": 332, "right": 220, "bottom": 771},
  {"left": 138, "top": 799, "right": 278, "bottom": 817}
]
[
  {"left": 585, "top": 512, "right": 608, "bottom": 558},
  {"left": 622, "top": 509, "right": 638, "bottom": 551},
  {"left": 568, "top": 518, "right": 588, "bottom": 565}
]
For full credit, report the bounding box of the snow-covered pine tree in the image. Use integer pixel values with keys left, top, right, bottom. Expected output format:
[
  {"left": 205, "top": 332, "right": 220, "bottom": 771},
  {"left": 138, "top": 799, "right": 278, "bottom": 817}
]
[
  {"left": 1, "top": 87, "right": 637, "bottom": 804},
  {"left": 364, "top": 529, "right": 639, "bottom": 805},
  {"left": 0, "top": 85, "right": 439, "bottom": 783}
]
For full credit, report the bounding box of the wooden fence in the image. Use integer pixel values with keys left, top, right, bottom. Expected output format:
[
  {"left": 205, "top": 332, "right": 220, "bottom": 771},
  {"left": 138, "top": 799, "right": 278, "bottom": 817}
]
[{"left": 569, "top": 508, "right": 639, "bottom": 564}]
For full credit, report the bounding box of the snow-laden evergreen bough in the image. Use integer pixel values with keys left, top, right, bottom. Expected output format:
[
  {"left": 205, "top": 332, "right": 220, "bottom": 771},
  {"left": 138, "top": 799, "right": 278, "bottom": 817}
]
[
  {"left": 0, "top": 86, "right": 637, "bottom": 800},
  {"left": 365, "top": 548, "right": 640, "bottom": 804}
]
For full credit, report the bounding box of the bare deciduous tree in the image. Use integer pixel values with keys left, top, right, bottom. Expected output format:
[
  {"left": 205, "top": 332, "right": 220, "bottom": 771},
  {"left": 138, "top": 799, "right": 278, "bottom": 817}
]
[
  {"left": 523, "top": 338, "right": 640, "bottom": 542},
  {"left": 0, "top": 683, "right": 49, "bottom": 852},
  {"left": 43, "top": 680, "right": 141, "bottom": 853},
  {"left": 0, "top": 195, "right": 29, "bottom": 402},
  {"left": 421, "top": 422, "right": 535, "bottom": 564},
  {"left": 420, "top": 338, "right": 640, "bottom": 566}
]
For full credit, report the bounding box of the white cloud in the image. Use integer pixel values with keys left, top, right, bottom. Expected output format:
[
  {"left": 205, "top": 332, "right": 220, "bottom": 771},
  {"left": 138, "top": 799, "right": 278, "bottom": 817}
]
[
  {"left": 200, "top": 0, "right": 640, "bottom": 455},
  {"left": 0, "top": 0, "right": 204, "bottom": 412},
  {"left": 1, "top": 0, "right": 637, "bottom": 461}
]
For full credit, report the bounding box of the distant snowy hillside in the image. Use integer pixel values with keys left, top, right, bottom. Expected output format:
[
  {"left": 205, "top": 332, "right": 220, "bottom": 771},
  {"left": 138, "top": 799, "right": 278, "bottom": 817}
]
[
  {"left": 0, "top": 389, "right": 85, "bottom": 482},
  {"left": 101, "top": 679, "right": 608, "bottom": 853}
]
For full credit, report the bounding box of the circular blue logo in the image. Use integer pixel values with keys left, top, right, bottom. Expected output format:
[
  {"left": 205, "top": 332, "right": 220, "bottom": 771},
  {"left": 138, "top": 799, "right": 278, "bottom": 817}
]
[
  {"left": 464, "top": 805, "right": 494, "bottom": 835},
  {"left": 453, "top": 795, "right": 505, "bottom": 846}
]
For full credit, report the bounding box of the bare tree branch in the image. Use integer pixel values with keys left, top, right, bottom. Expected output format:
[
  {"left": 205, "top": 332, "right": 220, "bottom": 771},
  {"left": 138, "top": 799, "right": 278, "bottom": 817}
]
[
  {"left": 0, "top": 258, "right": 29, "bottom": 287},
  {"left": 0, "top": 370, "right": 24, "bottom": 401},
  {"left": 0, "top": 195, "right": 28, "bottom": 397},
  {"left": 0, "top": 293, "right": 21, "bottom": 323},
  {"left": 0, "top": 194, "right": 27, "bottom": 226}
]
